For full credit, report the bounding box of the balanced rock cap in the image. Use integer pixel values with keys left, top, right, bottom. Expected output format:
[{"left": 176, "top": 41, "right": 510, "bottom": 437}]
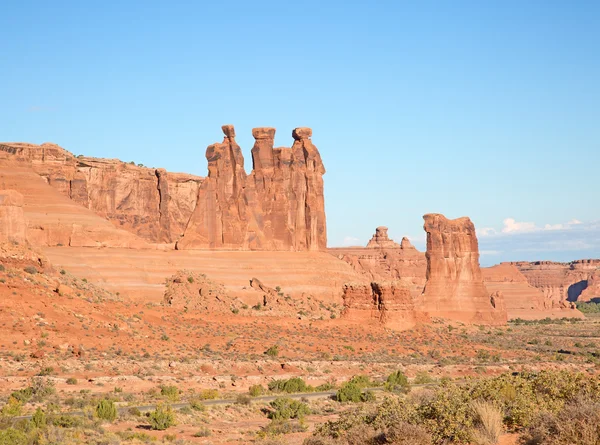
[
  {"left": 252, "top": 127, "right": 276, "bottom": 140},
  {"left": 221, "top": 124, "right": 236, "bottom": 138},
  {"left": 292, "top": 127, "right": 312, "bottom": 140}
]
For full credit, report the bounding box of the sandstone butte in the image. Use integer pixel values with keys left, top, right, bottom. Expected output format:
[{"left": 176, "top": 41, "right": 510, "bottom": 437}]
[{"left": 1, "top": 128, "right": 596, "bottom": 329}]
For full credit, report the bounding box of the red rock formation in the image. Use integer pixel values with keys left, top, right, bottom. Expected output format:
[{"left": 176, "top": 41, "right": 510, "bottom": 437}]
[
  {"left": 0, "top": 142, "right": 203, "bottom": 243},
  {"left": 366, "top": 226, "right": 401, "bottom": 248},
  {"left": 513, "top": 259, "right": 600, "bottom": 304},
  {"left": 417, "top": 213, "right": 507, "bottom": 325},
  {"left": 0, "top": 190, "right": 26, "bottom": 244},
  {"left": 330, "top": 228, "right": 427, "bottom": 298},
  {"left": 177, "top": 125, "right": 327, "bottom": 251},
  {"left": 579, "top": 270, "right": 600, "bottom": 302},
  {"left": 342, "top": 281, "right": 417, "bottom": 329}
]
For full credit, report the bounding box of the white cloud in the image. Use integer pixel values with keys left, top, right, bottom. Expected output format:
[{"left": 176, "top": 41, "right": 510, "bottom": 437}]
[
  {"left": 341, "top": 236, "right": 361, "bottom": 247},
  {"left": 502, "top": 218, "right": 536, "bottom": 233},
  {"left": 487, "top": 217, "right": 585, "bottom": 235},
  {"left": 478, "top": 227, "right": 498, "bottom": 237}
]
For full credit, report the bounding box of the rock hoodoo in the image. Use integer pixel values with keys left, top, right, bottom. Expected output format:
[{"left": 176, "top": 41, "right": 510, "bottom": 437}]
[
  {"left": 417, "top": 213, "right": 507, "bottom": 325},
  {"left": 0, "top": 190, "right": 26, "bottom": 244},
  {"left": 176, "top": 125, "right": 326, "bottom": 251},
  {"left": 366, "top": 227, "right": 401, "bottom": 248}
]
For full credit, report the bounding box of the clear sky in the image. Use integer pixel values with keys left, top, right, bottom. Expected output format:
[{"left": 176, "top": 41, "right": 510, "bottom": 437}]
[{"left": 1, "top": 1, "right": 598, "bottom": 264}]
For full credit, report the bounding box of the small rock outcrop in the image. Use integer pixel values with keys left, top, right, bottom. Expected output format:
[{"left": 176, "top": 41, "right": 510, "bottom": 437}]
[
  {"left": 366, "top": 227, "right": 401, "bottom": 248},
  {"left": 417, "top": 213, "right": 507, "bottom": 325},
  {"left": 177, "top": 125, "right": 326, "bottom": 251},
  {"left": 342, "top": 281, "right": 417, "bottom": 329},
  {"left": 0, "top": 190, "right": 26, "bottom": 244}
]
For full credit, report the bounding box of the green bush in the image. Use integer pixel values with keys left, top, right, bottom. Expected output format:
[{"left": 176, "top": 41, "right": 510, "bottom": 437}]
[
  {"left": 0, "top": 429, "right": 27, "bottom": 445},
  {"left": 249, "top": 384, "right": 265, "bottom": 397},
  {"left": 265, "top": 345, "right": 279, "bottom": 357},
  {"left": 335, "top": 382, "right": 374, "bottom": 403},
  {"left": 385, "top": 370, "right": 409, "bottom": 392},
  {"left": 160, "top": 385, "right": 180, "bottom": 401},
  {"left": 24, "top": 266, "right": 38, "bottom": 275},
  {"left": 0, "top": 397, "right": 22, "bottom": 417},
  {"left": 268, "top": 377, "right": 312, "bottom": 393},
  {"left": 66, "top": 377, "right": 78, "bottom": 385},
  {"left": 95, "top": 399, "right": 117, "bottom": 422},
  {"left": 268, "top": 397, "right": 310, "bottom": 420},
  {"left": 149, "top": 403, "right": 175, "bottom": 430},
  {"left": 31, "top": 407, "right": 46, "bottom": 428}
]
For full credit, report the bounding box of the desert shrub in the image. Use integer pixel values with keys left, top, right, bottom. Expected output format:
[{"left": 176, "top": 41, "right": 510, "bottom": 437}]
[
  {"left": 385, "top": 370, "right": 409, "bottom": 392},
  {"left": 315, "top": 382, "right": 334, "bottom": 391},
  {"left": 414, "top": 371, "right": 435, "bottom": 384},
  {"left": 349, "top": 374, "right": 379, "bottom": 388},
  {"left": 24, "top": 266, "right": 37, "bottom": 275},
  {"left": 269, "top": 377, "right": 312, "bottom": 394},
  {"left": 0, "top": 397, "right": 22, "bottom": 417},
  {"left": 378, "top": 422, "right": 432, "bottom": 445},
  {"left": 520, "top": 399, "right": 600, "bottom": 445},
  {"left": 0, "top": 429, "right": 27, "bottom": 445},
  {"left": 0, "top": 264, "right": 5, "bottom": 272},
  {"left": 336, "top": 382, "right": 374, "bottom": 403},
  {"left": 236, "top": 394, "right": 252, "bottom": 405},
  {"left": 265, "top": 345, "right": 279, "bottom": 357},
  {"left": 160, "top": 384, "right": 180, "bottom": 401},
  {"left": 31, "top": 407, "right": 46, "bottom": 428},
  {"left": 470, "top": 400, "right": 503, "bottom": 445},
  {"left": 149, "top": 403, "right": 175, "bottom": 430},
  {"left": 37, "top": 366, "right": 55, "bottom": 376},
  {"left": 193, "top": 427, "right": 212, "bottom": 437},
  {"left": 575, "top": 302, "right": 600, "bottom": 313},
  {"left": 189, "top": 399, "right": 206, "bottom": 411},
  {"left": 197, "top": 388, "right": 219, "bottom": 400},
  {"left": 96, "top": 399, "right": 117, "bottom": 422},
  {"left": 261, "top": 419, "right": 307, "bottom": 436},
  {"left": 268, "top": 397, "right": 310, "bottom": 420},
  {"left": 49, "top": 414, "right": 83, "bottom": 428},
  {"left": 249, "top": 384, "right": 265, "bottom": 397},
  {"left": 66, "top": 377, "right": 77, "bottom": 385}
]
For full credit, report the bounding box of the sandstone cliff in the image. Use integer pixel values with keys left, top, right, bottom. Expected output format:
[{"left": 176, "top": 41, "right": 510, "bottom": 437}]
[
  {"left": 0, "top": 190, "right": 26, "bottom": 244},
  {"left": 0, "top": 142, "right": 203, "bottom": 243},
  {"left": 176, "top": 125, "right": 326, "bottom": 251},
  {"left": 513, "top": 259, "right": 600, "bottom": 304},
  {"left": 579, "top": 269, "right": 600, "bottom": 302},
  {"left": 417, "top": 213, "right": 507, "bottom": 325},
  {"left": 366, "top": 226, "right": 401, "bottom": 248}
]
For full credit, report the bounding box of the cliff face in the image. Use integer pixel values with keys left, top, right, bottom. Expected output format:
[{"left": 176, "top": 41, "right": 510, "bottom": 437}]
[
  {"left": 417, "top": 213, "right": 507, "bottom": 325},
  {"left": 0, "top": 190, "right": 26, "bottom": 244},
  {"left": 176, "top": 126, "right": 327, "bottom": 251},
  {"left": 0, "top": 142, "right": 203, "bottom": 243},
  {"left": 513, "top": 259, "right": 600, "bottom": 304}
]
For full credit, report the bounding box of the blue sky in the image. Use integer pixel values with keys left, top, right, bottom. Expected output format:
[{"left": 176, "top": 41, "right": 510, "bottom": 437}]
[{"left": 1, "top": 1, "right": 598, "bottom": 264}]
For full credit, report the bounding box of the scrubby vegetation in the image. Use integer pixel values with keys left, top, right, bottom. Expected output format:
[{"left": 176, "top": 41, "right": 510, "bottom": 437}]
[{"left": 308, "top": 370, "right": 600, "bottom": 445}]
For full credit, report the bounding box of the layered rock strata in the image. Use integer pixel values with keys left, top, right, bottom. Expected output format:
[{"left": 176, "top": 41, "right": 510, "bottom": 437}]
[
  {"left": 0, "top": 190, "right": 26, "bottom": 244},
  {"left": 176, "top": 126, "right": 326, "bottom": 251},
  {"left": 417, "top": 213, "right": 507, "bottom": 325},
  {"left": 0, "top": 142, "right": 203, "bottom": 243},
  {"left": 342, "top": 281, "right": 417, "bottom": 328},
  {"left": 366, "top": 226, "right": 401, "bottom": 248},
  {"left": 513, "top": 259, "right": 600, "bottom": 303}
]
